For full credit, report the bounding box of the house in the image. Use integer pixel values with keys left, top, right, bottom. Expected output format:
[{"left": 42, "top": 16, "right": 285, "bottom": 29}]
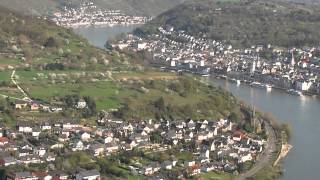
[
  {"left": 0, "top": 156, "right": 16, "bottom": 166},
  {"left": 46, "top": 153, "right": 56, "bottom": 162},
  {"left": 76, "top": 99, "right": 87, "bottom": 109},
  {"left": 201, "top": 164, "right": 216, "bottom": 172},
  {"left": 19, "top": 155, "right": 42, "bottom": 165},
  {"left": 58, "top": 134, "right": 69, "bottom": 142},
  {"left": 185, "top": 161, "right": 196, "bottom": 167},
  {"left": 104, "top": 136, "right": 113, "bottom": 144},
  {"left": 150, "top": 162, "right": 161, "bottom": 173},
  {"left": 18, "top": 149, "right": 32, "bottom": 157},
  {"left": 41, "top": 123, "right": 52, "bottom": 131},
  {"left": 238, "top": 153, "right": 253, "bottom": 163},
  {"left": 81, "top": 132, "right": 91, "bottom": 142},
  {"left": 0, "top": 137, "right": 9, "bottom": 145},
  {"left": 35, "top": 147, "right": 46, "bottom": 157},
  {"left": 6, "top": 172, "right": 37, "bottom": 180},
  {"left": 32, "top": 171, "right": 52, "bottom": 180},
  {"left": 143, "top": 166, "right": 154, "bottom": 176},
  {"left": 29, "top": 103, "right": 40, "bottom": 111},
  {"left": 89, "top": 143, "right": 104, "bottom": 157},
  {"left": 15, "top": 101, "right": 28, "bottom": 109},
  {"left": 162, "top": 161, "right": 173, "bottom": 170},
  {"left": 105, "top": 142, "right": 119, "bottom": 154},
  {"left": 196, "top": 132, "right": 208, "bottom": 141},
  {"left": 62, "top": 120, "right": 79, "bottom": 130},
  {"left": 232, "top": 131, "right": 246, "bottom": 142},
  {"left": 75, "top": 169, "right": 100, "bottom": 180},
  {"left": 187, "top": 165, "right": 201, "bottom": 176},
  {"left": 32, "top": 128, "right": 41, "bottom": 138},
  {"left": 17, "top": 122, "right": 33, "bottom": 133},
  {"left": 127, "top": 140, "right": 137, "bottom": 150},
  {"left": 72, "top": 141, "right": 85, "bottom": 151},
  {"left": 295, "top": 80, "right": 313, "bottom": 91},
  {"left": 49, "top": 171, "right": 68, "bottom": 180}
]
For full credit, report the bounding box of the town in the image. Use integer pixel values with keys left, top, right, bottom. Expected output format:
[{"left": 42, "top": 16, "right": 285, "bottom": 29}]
[
  {"left": 0, "top": 97, "right": 268, "bottom": 179},
  {"left": 112, "top": 26, "right": 320, "bottom": 96},
  {"left": 51, "top": 1, "right": 151, "bottom": 27}
]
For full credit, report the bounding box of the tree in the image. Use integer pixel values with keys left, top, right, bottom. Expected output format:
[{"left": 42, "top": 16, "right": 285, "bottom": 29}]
[
  {"left": 154, "top": 97, "right": 165, "bottom": 111},
  {"left": 44, "top": 37, "right": 58, "bottom": 47},
  {"left": 150, "top": 132, "right": 163, "bottom": 143},
  {"left": 229, "top": 112, "right": 240, "bottom": 123}
]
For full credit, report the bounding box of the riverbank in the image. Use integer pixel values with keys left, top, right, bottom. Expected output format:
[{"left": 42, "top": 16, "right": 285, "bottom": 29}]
[
  {"left": 214, "top": 73, "right": 320, "bottom": 99},
  {"left": 72, "top": 25, "right": 320, "bottom": 180}
]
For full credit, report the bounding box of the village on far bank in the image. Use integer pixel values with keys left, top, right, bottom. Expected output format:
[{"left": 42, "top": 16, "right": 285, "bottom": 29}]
[
  {"left": 51, "top": 1, "right": 151, "bottom": 27},
  {"left": 111, "top": 25, "right": 320, "bottom": 97},
  {"left": 0, "top": 90, "right": 272, "bottom": 180}
]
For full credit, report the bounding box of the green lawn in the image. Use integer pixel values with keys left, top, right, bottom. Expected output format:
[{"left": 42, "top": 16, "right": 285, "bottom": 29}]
[
  {"left": 0, "top": 71, "right": 12, "bottom": 82},
  {"left": 20, "top": 81, "right": 123, "bottom": 110},
  {"left": 0, "top": 58, "right": 21, "bottom": 66},
  {"left": 201, "top": 171, "right": 234, "bottom": 180},
  {"left": 176, "top": 151, "right": 193, "bottom": 161}
]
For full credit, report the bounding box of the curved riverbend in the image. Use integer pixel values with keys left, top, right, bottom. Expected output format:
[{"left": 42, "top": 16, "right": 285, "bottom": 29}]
[
  {"left": 74, "top": 25, "right": 320, "bottom": 180},
  {"left": 203, "top": 77, "right": 320, "bottom": 180},
  {"left": 73, "top": 25, "right": 139, "bottom": 49}
]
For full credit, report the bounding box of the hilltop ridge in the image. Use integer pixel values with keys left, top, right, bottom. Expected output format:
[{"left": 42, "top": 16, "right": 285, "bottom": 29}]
[
  {"left": 0, "top": 0, "right": 185, "bottom": 16},
  {"left": 137, "top": 0, "right": 320, "bottom": 47}
]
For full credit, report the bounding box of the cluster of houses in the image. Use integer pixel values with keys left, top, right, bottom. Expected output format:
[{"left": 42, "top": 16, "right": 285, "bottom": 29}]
[
  {"left": 122, "top": 118, "right": 265, "bottom": 177},
  {"left": 0, "top": 106, "right": 266, "bottom": 179},
  {"left": 4, "top": 169, "right": 100, "bottom": 180},
  {"left": 52, "top": 1, "right": 151, "bottom": 27},
  {"left": 13, "top": 97, "right": 89, "bottom": 113},
  {"left": 113, "top": 26, "right": 320, "bottom": 95}
]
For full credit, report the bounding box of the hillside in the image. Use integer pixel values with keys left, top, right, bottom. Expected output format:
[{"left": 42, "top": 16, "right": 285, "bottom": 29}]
[
  {"left": 0, "top": 6, "right": 131, "bottom": 71},
  {"left": 0, "top": 0, "right": 185, "bottom": 16},
  {"left": 137, "top": 0, "right": 320, "bottom": 47},
  {"left": 0, "top": 5, "right": 243, "bottom": 123}
]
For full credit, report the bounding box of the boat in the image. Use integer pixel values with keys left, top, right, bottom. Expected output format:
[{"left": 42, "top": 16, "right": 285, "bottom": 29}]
[
  {"left": 250, "top": 82, "right": 264, "bottom": 88},
  {"left": 236, "top": 80, "right": 241, "bottom": 85},
  {"left": 265, "top": 84, "right": 273, "bottom": 91},
  {"left": 287, "top": 89, "right": 303, "bottom": 96},
  {"left": 201, "top": 74, "right": 210, "bottom": 77},
  {"left": 229, "top": 78, "right": 237, "bottom": 83}
]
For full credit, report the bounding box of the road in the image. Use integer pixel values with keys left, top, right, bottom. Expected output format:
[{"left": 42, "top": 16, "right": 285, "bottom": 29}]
[
  {"left": 236, "top": 121, "right": 277, "bottom": 180},
  {"left": 10, "top": 70, "right": 31, "bottom": 101}
]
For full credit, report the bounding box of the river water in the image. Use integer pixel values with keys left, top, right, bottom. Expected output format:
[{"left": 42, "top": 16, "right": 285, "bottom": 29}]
[
  {"left": 73, "top": 25, "right": 320, "bottom": 180},
  {"left": 73, "top": 25, "right": 139, "bottom": 49},
  {"left": 203, "top": 78, "right": 320, "bottom": 180}
]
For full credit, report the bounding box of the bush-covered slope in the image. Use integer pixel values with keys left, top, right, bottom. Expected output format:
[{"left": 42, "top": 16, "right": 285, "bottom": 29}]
[
  {"left": 137, "top": 0, "right": 320, "bottom": 47},
  {"left": 0, "top": 0, "right": 185, "bottom": 16},
  {"left": 0, "top": 6, "right": 130, "bottom": 70}
]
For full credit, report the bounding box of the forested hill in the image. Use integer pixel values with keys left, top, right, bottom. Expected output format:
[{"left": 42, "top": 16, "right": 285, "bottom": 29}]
[
  {"left": 0, "top": 6, "right": 129, "bottom": 70},
  {"left": 137, "top": 0, "right": 320, "bottom": 47},
  {"left": 0, "top": 0, "right": 185, "bottom": 16}
]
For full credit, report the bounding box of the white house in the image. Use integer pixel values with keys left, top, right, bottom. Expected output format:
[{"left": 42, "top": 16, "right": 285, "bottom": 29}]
[
  {"left": 76, "top": 169, "right": 100, "bottom": 180},
  {"left": 295, "top": 80, "right": 313, "bottom": 91},
  {"left": 77, "top": 99, "right": 87, "bottom": 109},
  {"left": 81, "top": 132, "right": 91, "bottom": 142}
]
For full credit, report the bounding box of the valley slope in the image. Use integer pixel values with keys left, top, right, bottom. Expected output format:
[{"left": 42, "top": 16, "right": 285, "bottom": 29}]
[
  {"left": 0, "top": 0, "right": 185, "bottom": 16},
  {"left": 137, "top": 0, "right": 320, "bottom": 47}
]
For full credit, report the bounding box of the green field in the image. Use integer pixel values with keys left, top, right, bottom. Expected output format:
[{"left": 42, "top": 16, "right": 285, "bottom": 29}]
[
  {"left": 201, "top": 171, "right": 234, "bottom": 180},
  {"left": 0, "top": 71, "right": 12, "bottom": 82}
]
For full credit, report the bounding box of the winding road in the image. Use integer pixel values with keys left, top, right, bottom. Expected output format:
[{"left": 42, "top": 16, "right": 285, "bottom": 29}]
[{"left": 236, "top": 121, "right": 277, "bottom": 180}]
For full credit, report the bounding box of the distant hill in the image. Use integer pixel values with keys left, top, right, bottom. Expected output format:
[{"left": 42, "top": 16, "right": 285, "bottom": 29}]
[
  {"left": 137, "top": 0, "right": 320, "bottom": 47},
  {"left": 0, "top": 0, "right": 185, "bottom": 16}
]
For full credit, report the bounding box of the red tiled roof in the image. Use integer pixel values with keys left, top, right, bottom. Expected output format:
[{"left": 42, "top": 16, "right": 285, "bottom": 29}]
[{"left": 0, "top": 137, "right": 9, "bottom": 143}]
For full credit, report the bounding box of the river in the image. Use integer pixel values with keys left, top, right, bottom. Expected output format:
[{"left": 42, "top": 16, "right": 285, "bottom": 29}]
[
  {"left": 73, "top": 25, "right": 139, "bottom": 49},
  {"left": 73, "top": 25, "right": 320, "bottom": 180},
  {"left": 203, "top": 77, "right": 320, "bottom": 180}
]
